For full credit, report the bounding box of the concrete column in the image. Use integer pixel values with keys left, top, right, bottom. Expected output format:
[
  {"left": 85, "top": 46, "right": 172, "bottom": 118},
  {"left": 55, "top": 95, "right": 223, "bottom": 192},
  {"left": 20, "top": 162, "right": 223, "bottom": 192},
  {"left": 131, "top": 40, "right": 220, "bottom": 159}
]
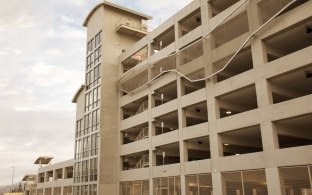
[
  {"left": 211, "top": 172, "right": 225, "bottom": 195},
  {"left": 174, "top": 14, "right": 181, "bottom": 70},
  {"left": 248, "top": 0, "right": 277, "bottom": 153},
  {"left": 207, "top": 92, "right": 222, "bottom": 155},
  {"left": 203, "top": 36, "right": 213, "bottom": 78},
  {"left": 206, "top": 78, "right": 224, "bottom": 194},
  {"left": 177, "top": 65, "right": 186, "bottom": 195},
  {"left": 53, "top": 169, "right": 56, "bottom": 181},
  {"left": 175, "top": 15, "right": 182, "bottom": 41},
  {"left": 200, "top": 0, "right": 213, "bottom": 80},
  {"left": 252, "top": 30, "right": 277, "bottom": 153},
  {"left": 260, "top": 120, "right": 279, "bottom": 151},
  {"left": 147, "top": 90, "right": 156, "bottom": 194},
  {"left": 200, "top": 0, "right": 210, "bottom": 34},
  {"left": 206, "top": 1, "right": 213, "bottom": 19},
  {"left": 176, "top": 41, "right": 185, "bottom": 195},
  {"left": 255, "top": 79, "right": 279, "bottom": 151},
  {"left": 251, "top": 39, "right": 268, "bottom": 68},
  {"left": 203, "top": 2, "right": 220, "bottom": 185},
  {"left": 265, "top": 167, "right": 283, "bottom": 195},
  {"left": 182, "top": 141, "right": 189, "bottom": 163},
  {"left": 255, "top": 76, "right": 272, "bottom": 107},
  {"left": 62, "top": 168, "right": 66, "bottom": 180},
  {"left": 149, "top": 178, "right": 154, "bottom": 195},
  {"left": 61, "top": 169, "right": 65, "bottom": 195},
  {"left": 148, "top": 92, "right": 154, "bottom": 187},
  {"left": 247, "top": 0, "right": 268, "bottom": 67},
  {"left": 247, "top": 0, "right": 262, "bottom": 32},
  {"left": 147, "top": 35, "right": 152, "bottom": 81},
  {"left": 181, "top": 175, "right": 187, "bottom": 195}
]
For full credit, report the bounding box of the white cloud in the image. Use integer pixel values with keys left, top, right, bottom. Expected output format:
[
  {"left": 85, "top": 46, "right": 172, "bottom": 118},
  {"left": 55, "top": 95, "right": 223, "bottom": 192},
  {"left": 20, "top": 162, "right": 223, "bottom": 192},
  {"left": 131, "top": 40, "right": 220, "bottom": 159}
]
[
  {"left": 134, "top": 0, "right": 190, "bottom": 10},
  {"left": 21, "top": 62, "right": 81, "bottom": 88},
  {"left": 60, "top": 15, "right": 76, "bottom": 24},
  {"left": 45, "top": 27, "right": 85, "bottom": 39},
  {"left": 0, "top": 49, "right": 22, "bottom": 56},
  {"left": 0, "top": 1, "right": 35, "bottom": 30},
  {"left": 0, "top": 0, "right": 91, "bottom": 185},
  {"left": 15, "top": 15, "right": 36, "bottom": 28},
  {"left": 0, "top": 142, "right": 9, "bottom": 151},
  {"left": 0, "top": 51, "right": 11, "bottom": 56},
  {"left": 44, "top": 48, "right": 64, "bottom": 57},
  {"left": 55, "top": 0, "right": 87, "bottom": 8},
  {"left": 25, "top": 142, "right": 35, "bottom": 147}
]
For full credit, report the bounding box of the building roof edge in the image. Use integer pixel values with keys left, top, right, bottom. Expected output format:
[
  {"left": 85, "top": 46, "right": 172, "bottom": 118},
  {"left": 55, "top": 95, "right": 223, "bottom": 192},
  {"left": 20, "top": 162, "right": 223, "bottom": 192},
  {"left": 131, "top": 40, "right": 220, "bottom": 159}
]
[
  {"left": 83, "top": 1, "right": 153, "bottom": 27},
  {"left": 72, "top": 85, "right": 85, "bottom": 103}
]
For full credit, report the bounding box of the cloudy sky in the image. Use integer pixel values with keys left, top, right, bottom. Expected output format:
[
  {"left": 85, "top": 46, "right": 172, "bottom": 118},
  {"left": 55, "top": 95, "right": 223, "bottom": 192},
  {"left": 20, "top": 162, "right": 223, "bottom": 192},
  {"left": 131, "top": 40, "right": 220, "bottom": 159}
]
[{"left": 0, "top": 0, "right": 192, "bottom": 185}]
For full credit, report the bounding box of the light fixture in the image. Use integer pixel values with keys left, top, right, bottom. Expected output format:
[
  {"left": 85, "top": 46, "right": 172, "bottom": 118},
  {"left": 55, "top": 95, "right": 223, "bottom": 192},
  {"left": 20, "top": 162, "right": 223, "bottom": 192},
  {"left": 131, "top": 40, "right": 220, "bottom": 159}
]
[
  {"left": 226, "top": 111, "right": 232, "bottom": 115},
  {"left": 235, "top": 153, "right": 240, "bottom": 156},
  {"left": 305, "top": 70, "right": 312, "bottom": 78},
  {"left": 224, "top": 143, "right": 229, "bottom": 146},
  {"left": 195, "top": 16, "right": 201, "bottom": 23},
  {"left": 306, "top": 25, "right": 312, "bottom": 34}
]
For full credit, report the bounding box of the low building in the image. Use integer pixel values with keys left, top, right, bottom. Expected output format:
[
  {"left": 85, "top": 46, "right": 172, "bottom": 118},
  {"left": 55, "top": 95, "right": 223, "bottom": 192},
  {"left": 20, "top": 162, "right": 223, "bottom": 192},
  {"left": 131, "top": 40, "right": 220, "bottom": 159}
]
[
  {"left": 22, "top": 175, "right": 37, "bottom": 195},
  {"left": 35, "top": 157, "right": 73, "bottom": 195}
]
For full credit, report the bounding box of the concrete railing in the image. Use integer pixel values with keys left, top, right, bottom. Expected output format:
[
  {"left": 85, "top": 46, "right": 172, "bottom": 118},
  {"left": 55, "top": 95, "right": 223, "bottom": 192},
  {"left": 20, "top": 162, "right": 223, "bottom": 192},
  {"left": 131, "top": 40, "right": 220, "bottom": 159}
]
[{"left": 115, "top": 18, "right": 148, "bottom": 32}]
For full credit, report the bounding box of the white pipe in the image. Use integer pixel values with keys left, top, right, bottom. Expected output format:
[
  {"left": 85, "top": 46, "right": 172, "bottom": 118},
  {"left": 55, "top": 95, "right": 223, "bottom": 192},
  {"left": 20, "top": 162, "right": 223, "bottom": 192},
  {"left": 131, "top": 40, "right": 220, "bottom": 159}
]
[
  {"left": 118, "top": 0, "right": 248, "bottom": 82},
  {"left": 203, "top": 0, "right": 299, "bottom": 82},
  {"left": 121, "top": 0, "right": 299, "bottom": 94}
]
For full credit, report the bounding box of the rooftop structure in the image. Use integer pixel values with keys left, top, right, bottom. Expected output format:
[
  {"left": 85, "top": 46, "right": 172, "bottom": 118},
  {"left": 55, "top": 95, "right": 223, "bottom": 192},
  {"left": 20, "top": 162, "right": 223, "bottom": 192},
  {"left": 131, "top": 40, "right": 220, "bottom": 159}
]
[
  {"left": 34, "top": 157, "right": 53, "bottom": 166},
  {"left": 22, "top": 175, "right": 37, "bottom": 182}
]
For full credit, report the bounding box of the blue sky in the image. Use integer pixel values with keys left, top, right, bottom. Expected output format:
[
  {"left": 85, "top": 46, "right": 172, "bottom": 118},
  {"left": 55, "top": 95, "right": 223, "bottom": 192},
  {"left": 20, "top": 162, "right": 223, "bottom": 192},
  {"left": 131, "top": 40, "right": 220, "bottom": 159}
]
[{"left": 0, "top": 0, "right": 192, "bottom": 185}]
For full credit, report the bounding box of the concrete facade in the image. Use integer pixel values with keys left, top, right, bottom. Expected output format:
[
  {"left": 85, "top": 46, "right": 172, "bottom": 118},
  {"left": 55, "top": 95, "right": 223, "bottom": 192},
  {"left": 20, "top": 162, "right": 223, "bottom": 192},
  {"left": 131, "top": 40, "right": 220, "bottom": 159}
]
[
  {"left": 72, "top": 1, "right": 152, "bottom": 195},
  {"left": 74, "top": 0, "right": 312, "bottom": 194}
]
